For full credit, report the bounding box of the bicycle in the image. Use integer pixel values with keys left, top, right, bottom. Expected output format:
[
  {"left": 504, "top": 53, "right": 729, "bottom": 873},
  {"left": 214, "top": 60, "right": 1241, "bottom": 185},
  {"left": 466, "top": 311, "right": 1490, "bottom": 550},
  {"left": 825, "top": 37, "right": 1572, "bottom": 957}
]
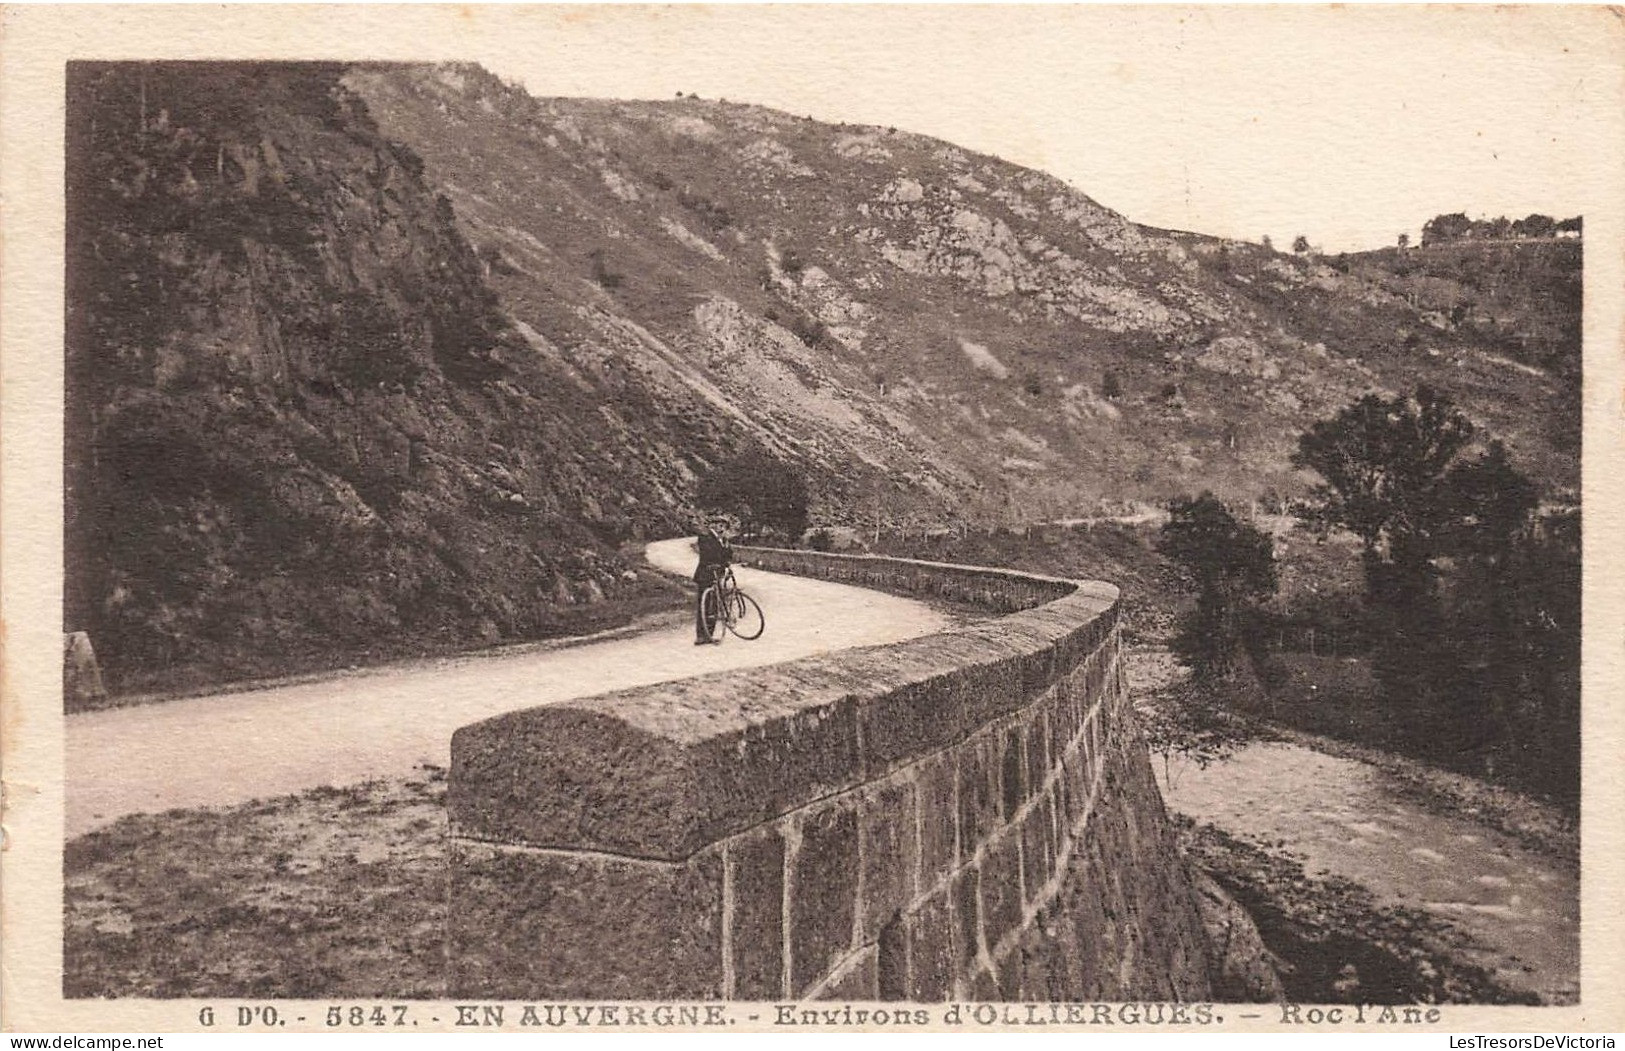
[{"left": 700, "top": 565, "right": 765, "bottom": 642}]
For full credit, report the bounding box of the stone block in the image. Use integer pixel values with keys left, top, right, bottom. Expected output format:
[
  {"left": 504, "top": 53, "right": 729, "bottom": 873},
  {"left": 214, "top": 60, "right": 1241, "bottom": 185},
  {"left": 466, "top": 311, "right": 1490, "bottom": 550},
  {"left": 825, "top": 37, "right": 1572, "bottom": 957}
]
[
  {"left": 1014, "top": 641, "right": 1065, "bottom": 701},
  {"left": 859, "top": 778, "right": 918, "bottom": 944},
  {"left": 728, "top": 825, "right": 786, "bottom": 999},
  {"left": 843, "top": 634, "right": 1035, "bottom": 765},
  {"left": 979, "top": 830, "right": 1024, "bottom": 952},
  {"left": 1059, "top": 752, "right": 1086, "bottom": 831},
  {"left": 1076, "top": 716, "right": 1097, "bottom": 795},
  {"left": 913, "top": 753, "right": 957, "bottom": 894},
  {"left": 853, "top": 673, "right": 962, "bottom": 775},
  {"left": 1052, "top": 785, "right": 1070, "bottom": 859},
  {"left": 956, "top": 736, "right": 1000, "bottom": 862},
  {"left": 1052, "top": 761, "right": 1073, "bottom": 837},
  {"left": 952, "top": 864, "right": 983, "bottom": 968},
  {"left": 789, "top": 802, "right": 860, "bottom": 995},
  {"left": 448, "top": 840, "right": 723, "bottom": 999},
  {"left": 1067, "top": 672, "right": 1092, "bottom": 746},
  {"left": 449, "top": 683, "right": 863, "bottom": 859},
  {"left": 999, "top": 726, "right": 1026, "bottom": 818},
  {"left": 944, "top": 638, "right": 1057, "bottom": 732},
  {"left": 1089, "top": 707, "right": 1104, "bottom": 769},
  {"left": 1020, "top": 793, "right": 1053, "bottom": 904},
  {"left": 1048, "top": 681, "right": 1073, "bottom": 767},
  {"left": 904, "top": 891, "right": 954, "bottom": 1001},
  {"left": 877, "top": 910, "right": 909, "bottom": 1001},
  {"left": 817, "top": 946, "right": 879, "bottom": 1001},
  {"left": 1025, "top": 706, "right": 1050, "bottom": 802}
]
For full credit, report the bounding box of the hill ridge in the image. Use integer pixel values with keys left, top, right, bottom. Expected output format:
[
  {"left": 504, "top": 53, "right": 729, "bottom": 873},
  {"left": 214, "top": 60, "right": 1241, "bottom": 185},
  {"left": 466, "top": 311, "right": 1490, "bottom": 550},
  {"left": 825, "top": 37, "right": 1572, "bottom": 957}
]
[{"left": 64, "top": 60, "right": 1579, "bottom": 691}]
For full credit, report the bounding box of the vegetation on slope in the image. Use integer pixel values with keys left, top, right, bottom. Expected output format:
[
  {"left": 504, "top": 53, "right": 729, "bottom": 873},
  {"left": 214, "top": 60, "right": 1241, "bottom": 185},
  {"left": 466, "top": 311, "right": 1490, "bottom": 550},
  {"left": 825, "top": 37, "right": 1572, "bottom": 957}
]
[
  {"left": 67, "top": 60, "right": 1581, "bottom": 695},
  {"left": 66, "top": 64, "right": 722, "bottom": 695}
]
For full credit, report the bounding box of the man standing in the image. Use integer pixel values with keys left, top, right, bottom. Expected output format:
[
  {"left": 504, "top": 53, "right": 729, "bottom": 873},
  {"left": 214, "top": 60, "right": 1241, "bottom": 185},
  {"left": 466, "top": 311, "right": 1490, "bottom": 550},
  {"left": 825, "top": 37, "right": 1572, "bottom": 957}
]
[{"left": 693, "top": 515, "right": 734, "bottom": 645}]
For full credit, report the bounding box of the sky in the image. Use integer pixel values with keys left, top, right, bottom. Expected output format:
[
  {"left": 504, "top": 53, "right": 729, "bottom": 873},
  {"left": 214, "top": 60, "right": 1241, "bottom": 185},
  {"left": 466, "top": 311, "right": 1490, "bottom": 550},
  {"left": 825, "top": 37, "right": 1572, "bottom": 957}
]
[
  {"left": 412, "top": 5, "right": 1625, "bottom": 254},
  {"left": 17, "top": 5, "right": 1616, "bottom": 253}
]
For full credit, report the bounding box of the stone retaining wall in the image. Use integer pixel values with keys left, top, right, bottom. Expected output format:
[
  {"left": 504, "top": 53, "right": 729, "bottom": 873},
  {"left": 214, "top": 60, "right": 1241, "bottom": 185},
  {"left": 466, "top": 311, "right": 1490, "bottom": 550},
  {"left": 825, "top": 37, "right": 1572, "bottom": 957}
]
[{"left": 446, "top": 547, "right": 1211, "bottom": 1001}]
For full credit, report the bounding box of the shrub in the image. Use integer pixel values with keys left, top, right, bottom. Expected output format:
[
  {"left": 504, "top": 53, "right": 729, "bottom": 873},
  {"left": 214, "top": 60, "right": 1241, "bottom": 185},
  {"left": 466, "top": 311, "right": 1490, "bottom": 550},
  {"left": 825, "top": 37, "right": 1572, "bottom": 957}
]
[
  {"left": 1158, "top": 492, "right": 1278, "bottom": 680},
  {"left": 788, "top": 314, "right": 828, "bottom": 348},
  {"left": 588, "top": 250, "right": 623, "bottom": 290},
  {"left": 696, "top": 448, "right": 810, "bottom": 543}
]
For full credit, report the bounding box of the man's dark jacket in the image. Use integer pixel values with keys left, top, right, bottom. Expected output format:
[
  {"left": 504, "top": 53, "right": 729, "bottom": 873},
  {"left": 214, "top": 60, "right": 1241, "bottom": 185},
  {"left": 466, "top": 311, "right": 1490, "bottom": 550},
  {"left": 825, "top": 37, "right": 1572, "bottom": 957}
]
[{"left": 694, "top": 533, "right": 732, "bottom": 583}]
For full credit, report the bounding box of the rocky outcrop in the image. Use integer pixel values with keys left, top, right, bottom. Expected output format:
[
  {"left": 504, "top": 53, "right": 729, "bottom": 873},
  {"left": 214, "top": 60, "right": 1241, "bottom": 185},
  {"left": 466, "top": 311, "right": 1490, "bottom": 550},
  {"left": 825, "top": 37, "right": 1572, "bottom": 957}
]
[
  {"left": 64, "top": 63, "right": 724, "bottom": 694},
  {"left": 63, "top": 632, "right": 107, "bottom": 705},
  {"left": 1190, "top": 870, "right": 1287, "bottom": 1002}
]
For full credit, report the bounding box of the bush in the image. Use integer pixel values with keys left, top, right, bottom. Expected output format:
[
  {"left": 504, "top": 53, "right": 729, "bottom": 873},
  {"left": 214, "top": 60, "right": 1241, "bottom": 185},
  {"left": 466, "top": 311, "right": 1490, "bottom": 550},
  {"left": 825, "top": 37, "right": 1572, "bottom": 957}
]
[
  {"left": 806, "top": 527, "right": 835, "bottom": 552},
  {"left": 788, "top": 314, "right": 828, "bottom": 348},
  {"left": 588, "top": 250, "right": 623, "bottom": 290},
  {"left": 1158, "top": 492, "right": 1278, "bottom": 680},
  {"left": 696, "top": 448, "right": 810, "bottom": 543}
]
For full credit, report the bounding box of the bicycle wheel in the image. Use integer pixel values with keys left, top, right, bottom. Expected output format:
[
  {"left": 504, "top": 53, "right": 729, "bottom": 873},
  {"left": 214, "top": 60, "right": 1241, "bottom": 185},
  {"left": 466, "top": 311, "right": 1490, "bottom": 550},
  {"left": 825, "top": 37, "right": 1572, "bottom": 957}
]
[
  {"left": 700, "top": 586, "right": 725, "bottom": 643},
  {"left": 725, "top": 591, "right": 765, "bottom": 640}
]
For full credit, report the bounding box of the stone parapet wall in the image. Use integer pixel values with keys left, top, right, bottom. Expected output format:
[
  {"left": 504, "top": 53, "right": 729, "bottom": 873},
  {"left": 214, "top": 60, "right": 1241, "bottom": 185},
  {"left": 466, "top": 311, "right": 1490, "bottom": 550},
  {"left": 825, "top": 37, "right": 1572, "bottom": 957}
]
[
  {"left": 446, "top": 548, "right": 1211, "bottom": 1001},
  {"left": 733, "top": 545, "right": 1079, "bottom": 614}
]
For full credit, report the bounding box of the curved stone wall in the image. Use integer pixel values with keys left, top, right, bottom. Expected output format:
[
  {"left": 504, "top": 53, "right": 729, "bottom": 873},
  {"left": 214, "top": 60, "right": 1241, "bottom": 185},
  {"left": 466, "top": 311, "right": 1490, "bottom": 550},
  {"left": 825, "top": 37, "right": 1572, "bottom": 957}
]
[{"left": 446, "top": 547, "right": 1212, "bottom": 1001}]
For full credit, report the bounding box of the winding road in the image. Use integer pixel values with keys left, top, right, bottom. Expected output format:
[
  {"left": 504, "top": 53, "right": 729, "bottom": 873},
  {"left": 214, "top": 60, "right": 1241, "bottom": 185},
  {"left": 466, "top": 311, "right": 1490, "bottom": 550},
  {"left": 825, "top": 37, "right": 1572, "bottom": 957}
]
[{"left": 65, "top": 539, "right": 953, "bottom": 840}]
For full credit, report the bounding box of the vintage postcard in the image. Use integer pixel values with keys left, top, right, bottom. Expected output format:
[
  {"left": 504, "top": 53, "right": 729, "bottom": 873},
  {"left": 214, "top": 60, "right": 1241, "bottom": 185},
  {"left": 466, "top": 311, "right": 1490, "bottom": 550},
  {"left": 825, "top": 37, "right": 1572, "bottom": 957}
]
[{"left": 3, "top": 3, "right": 1622, "bottom": 1037}]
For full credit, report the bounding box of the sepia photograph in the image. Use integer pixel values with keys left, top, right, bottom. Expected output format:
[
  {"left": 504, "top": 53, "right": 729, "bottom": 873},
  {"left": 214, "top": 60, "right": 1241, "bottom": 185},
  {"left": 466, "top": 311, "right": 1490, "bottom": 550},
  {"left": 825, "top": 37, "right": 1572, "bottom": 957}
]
[{"left": 3, "top": 3, "right": 1622, "bottom": 1035}]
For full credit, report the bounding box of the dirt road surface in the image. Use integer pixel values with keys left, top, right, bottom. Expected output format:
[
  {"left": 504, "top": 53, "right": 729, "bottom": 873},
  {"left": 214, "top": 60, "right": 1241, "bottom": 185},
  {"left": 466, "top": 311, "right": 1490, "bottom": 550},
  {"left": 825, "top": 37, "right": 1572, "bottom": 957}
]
[{"left": 66, "top": 539, "right": 952, "bottom": 840}]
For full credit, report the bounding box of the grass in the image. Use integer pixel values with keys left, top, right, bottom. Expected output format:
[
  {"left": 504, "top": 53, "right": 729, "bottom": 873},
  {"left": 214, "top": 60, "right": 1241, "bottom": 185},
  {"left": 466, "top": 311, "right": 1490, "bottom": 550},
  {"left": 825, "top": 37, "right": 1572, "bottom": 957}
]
[
  {"left": 1250, "top": 652, "right": 1385, "bottom": 741},
  {"left": 65, "top": 770, "right": 451, "bottom": 999},
  {"left": 71, "top": 576, "right": 687, "bottom": 714}
]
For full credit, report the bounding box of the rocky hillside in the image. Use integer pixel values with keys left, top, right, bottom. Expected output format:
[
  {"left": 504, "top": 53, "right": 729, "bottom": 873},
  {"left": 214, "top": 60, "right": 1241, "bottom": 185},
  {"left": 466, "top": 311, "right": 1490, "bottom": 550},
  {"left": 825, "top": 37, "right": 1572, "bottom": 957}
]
[
  {"left": 345, "top": 64, "right": 1579, "bottom": 511},
  {"left": 66, "top": 62, "right": 1580, "bottom": 692}
]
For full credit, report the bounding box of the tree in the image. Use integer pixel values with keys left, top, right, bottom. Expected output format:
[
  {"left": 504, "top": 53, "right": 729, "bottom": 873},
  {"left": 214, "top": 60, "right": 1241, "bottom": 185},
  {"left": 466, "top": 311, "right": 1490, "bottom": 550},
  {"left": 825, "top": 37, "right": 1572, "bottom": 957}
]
[
  {"left": 1290, "top": 387, "right": 1477, "bottom": 724},
  {"left": 1422, "top": 212, "right": 1473, "bottom": 246},
  {"left": 1397, "top": 233, "right": 1410, "bottom": 250},
  {"left": 696, "top": 447, "right": 810, "bottom": 543},
  {"left": 1292, "top": 234, "right": 1311, "bottom": 254},
  {"left": 1500, "top": 509, "right": 1580, "bottom": 802},
  {"left": 1146, "top": 493, "right": 1276, "bottom": 788},
  {"left": 1260, "top": 234, "right": 1274, "bottom": 252},
  {"left": 1440, "top": 440, "right": 1538, "bottom": 563},
  {"left": 1435, "top": 440, "right": 1543, "bottom": 763},
  {"left": 1511, "top": 213, "right": 1555, "bottom": 239},
  {"left": 1291, "top": 385, "right": 1475, "bottom": 587},
  {"left": 1291, "top": 389, "right": 1561, "bottom": 783},
  {"left": 1158, "top": 492, "right": 1278, "bottom": 680}
]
